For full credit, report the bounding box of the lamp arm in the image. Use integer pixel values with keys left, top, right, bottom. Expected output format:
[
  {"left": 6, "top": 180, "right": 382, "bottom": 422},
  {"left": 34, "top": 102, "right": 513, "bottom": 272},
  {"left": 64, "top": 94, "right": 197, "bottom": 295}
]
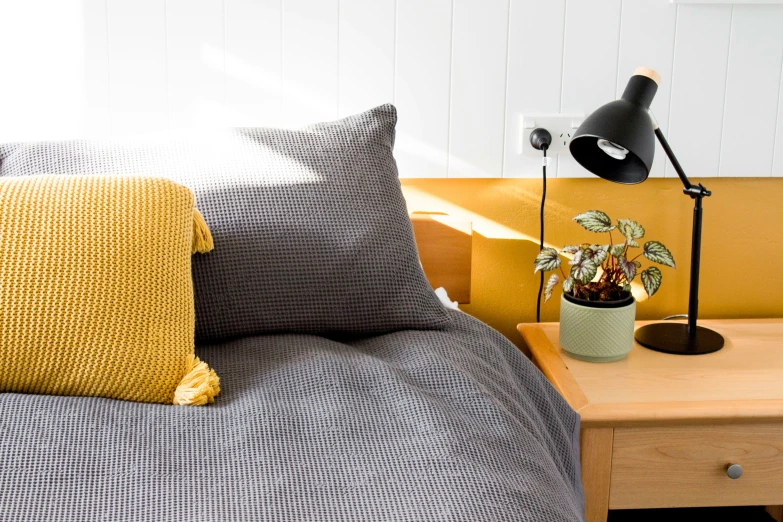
[
  {"left": 653, "top": 127, "right": 711, "bottom": 199},
  {"left": 652, "top": 126, "right": 711, "bottom": 337}
]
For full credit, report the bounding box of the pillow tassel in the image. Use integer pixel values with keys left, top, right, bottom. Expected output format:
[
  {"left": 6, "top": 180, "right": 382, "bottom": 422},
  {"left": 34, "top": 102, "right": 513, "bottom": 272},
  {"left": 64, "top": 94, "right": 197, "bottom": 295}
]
[
  {"left": 192, "top": 208, "right": 214, "bottom": 254},
  {"left": 173, "top": 354, "right": 220, "bottom": 406}
]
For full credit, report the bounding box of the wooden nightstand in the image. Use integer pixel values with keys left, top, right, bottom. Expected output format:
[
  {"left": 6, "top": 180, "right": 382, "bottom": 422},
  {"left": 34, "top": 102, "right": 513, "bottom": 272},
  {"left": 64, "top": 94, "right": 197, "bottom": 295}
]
[{"left": 517, "top": 319, "right": 783, "bottom": 522}]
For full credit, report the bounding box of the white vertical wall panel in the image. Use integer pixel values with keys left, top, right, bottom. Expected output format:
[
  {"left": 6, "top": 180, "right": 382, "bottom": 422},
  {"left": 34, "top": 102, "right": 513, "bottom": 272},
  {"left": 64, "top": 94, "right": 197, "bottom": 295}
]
[
  {"left": 166, "top": 0, "right": 225, "bottom": 129},
  {"left": 558, "top": 0, "right": 622, "bottom": 179},
  {"left": 338, "top": 0, "right": 395, "bottom": 118},
  {"left": 774, "top": 65, "right": 783, "bottom": 178},
  {"left": 503, "top": 0, "right": 566, "bottom": 179},
  {"left": 719, "top": 5, "right": 783, "bottom": 178},
  {"left": 395, "top": 0, "right": 453, "bottom": 178},
  {"left": 667, "top": 5, "right": 732, "bottom": 179},
  {"left": 447, "top": 0, "right": 509, "bottom": 178},
  {"left": 107, "top": 0, "right": 168, "bottom": 136},
  {"left": 281, "top": 0, "right": 339, "bottom": 127},
  {"left": 616, "top": 0, "right": 677, "bottom": 179},
  {"left": 0, "top": 0, "right": 85, "bottom": 141},
  {"left": 83, "top": 0, "right": 111, "bottom": 137},
  {"left": 224, "top": 0, "right": 283, "bottom": 127}
]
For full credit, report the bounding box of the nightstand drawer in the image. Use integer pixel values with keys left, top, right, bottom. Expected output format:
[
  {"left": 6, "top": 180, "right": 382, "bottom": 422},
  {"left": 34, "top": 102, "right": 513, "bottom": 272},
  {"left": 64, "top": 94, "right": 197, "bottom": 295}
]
[{"left": 609, "top": 424, "right": 783, "bottom": 509}]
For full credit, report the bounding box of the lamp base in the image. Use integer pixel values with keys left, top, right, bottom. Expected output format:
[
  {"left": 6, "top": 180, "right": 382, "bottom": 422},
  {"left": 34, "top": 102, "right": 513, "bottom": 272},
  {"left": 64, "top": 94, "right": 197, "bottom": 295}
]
[{"left": 635, "top": 323, "right": 724, "bottom": 355}]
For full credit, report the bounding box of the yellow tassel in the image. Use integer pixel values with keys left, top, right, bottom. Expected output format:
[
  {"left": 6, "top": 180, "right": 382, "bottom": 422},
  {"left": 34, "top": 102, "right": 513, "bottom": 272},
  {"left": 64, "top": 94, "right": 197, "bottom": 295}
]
[
  {"left": 192, "top": 208, "right": 214, "bottom": 254},
  {"left": 173, "top": 354, "right": 220, "bottom": 406}
]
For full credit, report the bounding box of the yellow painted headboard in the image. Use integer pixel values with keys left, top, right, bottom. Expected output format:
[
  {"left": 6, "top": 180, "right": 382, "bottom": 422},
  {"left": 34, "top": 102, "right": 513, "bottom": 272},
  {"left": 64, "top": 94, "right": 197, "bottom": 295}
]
[{"left": 410, "top": 214, "right": 473, "bottom": 304}]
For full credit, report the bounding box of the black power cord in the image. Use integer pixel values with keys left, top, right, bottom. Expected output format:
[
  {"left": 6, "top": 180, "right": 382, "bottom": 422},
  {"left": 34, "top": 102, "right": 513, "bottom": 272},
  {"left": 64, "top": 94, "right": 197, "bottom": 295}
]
[{"left": 529, "top": 128, "right": 552, "bottom": 323}]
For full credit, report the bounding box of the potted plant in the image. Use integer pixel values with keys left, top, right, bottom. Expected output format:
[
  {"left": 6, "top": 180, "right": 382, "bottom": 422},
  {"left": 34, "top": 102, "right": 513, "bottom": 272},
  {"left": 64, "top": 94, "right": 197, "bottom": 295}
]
[{"left": 534, "top": 210, "right": 675, "bottom": 362}]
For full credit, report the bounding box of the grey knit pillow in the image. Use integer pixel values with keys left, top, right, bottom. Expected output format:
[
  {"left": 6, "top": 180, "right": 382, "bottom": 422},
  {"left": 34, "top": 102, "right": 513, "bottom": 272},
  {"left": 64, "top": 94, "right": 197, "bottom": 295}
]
[{"left": 0, "top": 105, "right": 451, "bottom": 340}]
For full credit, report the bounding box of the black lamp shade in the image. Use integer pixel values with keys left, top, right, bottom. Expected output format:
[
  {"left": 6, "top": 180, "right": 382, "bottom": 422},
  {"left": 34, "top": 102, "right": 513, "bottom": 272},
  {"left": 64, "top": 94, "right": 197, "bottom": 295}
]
[{"left": 569, "top": 73, "right": 659, "bottom": 184}]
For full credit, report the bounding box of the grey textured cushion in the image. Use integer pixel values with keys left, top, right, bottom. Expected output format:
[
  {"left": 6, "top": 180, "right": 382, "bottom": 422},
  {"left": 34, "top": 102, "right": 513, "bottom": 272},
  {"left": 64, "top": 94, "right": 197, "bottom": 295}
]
[
  {"left": 0, "top": 310, "right": 583, "bottom": 521},
  {"left": 0, "top": 105, "right": 450, "bottom": 340}
]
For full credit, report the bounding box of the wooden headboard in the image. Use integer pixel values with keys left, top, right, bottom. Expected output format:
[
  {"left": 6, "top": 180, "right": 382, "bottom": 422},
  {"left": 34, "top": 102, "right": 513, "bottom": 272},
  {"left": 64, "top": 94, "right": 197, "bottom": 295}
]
[{"left": 410, "top": 214, "right": 473, "bottom": 304}]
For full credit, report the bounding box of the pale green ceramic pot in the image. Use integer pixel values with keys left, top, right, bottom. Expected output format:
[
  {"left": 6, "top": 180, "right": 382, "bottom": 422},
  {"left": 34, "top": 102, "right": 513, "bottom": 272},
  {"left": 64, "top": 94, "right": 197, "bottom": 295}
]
[{"left": 559, "top": 293, "right": 636, "bottom": 362}]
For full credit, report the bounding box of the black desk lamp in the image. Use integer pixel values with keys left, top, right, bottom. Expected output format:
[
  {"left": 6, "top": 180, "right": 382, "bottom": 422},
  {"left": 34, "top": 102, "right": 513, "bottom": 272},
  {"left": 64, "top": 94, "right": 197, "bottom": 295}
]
[{"left": 569, "top": 67, "right": 724, "bottom": 355}]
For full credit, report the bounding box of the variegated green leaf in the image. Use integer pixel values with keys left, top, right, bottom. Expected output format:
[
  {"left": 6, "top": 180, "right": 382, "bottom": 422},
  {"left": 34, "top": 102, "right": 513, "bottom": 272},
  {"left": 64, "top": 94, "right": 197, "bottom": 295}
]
[
  {"left": 641, "top": 266, "right": 663, "bottom": 298},
  {"left": 561, "top": 245, "right": 581, "bottom": 255},
  {"left": 622, "top": 284, "right": 632, "bottom": 294},
  {"left": 583, "top": 244, "right": 608, "bottom": 265},
  {"left": 633, "top": 260, "right": 642, "bottom": 268},
  {"left": 618, "top": 218, "right": 645, "bottom": 242},
  {"left": 562, "top": 276, "right": 575, "bottom": 294},
  {"left": 618, "top": 256, "right": 637, "bottom": 283},
  {"left": 568, "top": 249, "right": 583, "bottom": 266},
  {"left": 609, "top": 244, "right": 625, "bottom": 258},
  {"left": 571, "top": 259, "right": 598, "bottom": 284},
  {"left": 573, "top": 210, "right": 616, "bottom": 233},
  {"left": 544, "top": 274, "right": 559, "bottom": 302},
  {"left": 534, "top": 247, "right": 561, "bottom": 273},
  {"left": 627, "top": 238, "right": 639, "bottom": 248},
  {"left": 643, "top": 241, "right": 676, "bottom": 268}
]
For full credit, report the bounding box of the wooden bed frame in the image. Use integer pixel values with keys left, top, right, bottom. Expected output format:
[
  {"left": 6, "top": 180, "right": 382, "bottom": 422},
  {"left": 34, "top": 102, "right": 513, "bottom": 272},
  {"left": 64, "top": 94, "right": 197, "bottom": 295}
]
[{"left": 410, "top": 214, "right": 473, "bottom": 304}]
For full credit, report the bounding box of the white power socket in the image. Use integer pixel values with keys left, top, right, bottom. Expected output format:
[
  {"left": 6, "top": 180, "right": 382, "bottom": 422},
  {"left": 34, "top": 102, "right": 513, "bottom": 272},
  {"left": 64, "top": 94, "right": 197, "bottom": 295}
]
[{"left": 519, "top": 113, "right": 585, "bottom": 157}]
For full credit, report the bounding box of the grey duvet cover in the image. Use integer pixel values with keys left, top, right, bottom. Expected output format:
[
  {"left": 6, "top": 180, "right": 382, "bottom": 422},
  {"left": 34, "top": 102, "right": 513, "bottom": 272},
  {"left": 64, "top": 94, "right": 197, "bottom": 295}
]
[{"left": 0, "top": 310, "right": 583, "bottom": 521}]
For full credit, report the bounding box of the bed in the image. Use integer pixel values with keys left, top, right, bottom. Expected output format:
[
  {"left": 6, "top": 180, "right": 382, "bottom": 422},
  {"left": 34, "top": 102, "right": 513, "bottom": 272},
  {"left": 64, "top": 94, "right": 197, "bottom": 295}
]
[{"left": 0, "top": 105, "right": 583, "bottom": 521}]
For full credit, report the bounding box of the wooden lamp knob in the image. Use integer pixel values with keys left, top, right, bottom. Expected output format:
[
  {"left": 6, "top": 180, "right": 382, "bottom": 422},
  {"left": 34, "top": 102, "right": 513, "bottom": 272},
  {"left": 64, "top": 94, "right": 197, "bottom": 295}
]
[{"left": 633, "top": 67, "right": 661, "bottom": 86}]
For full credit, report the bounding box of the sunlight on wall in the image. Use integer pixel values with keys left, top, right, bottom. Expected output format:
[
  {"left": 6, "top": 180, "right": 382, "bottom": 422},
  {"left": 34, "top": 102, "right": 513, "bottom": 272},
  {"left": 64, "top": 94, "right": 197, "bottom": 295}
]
[
  {"left": 404, "top": 185, "right": 533, "bottom": 241},
  {"left": 395, "top": 132, "right": 449, "bottom": 180},
  {"left": 0, "top": 0, "right": 85, "bottom": 141},
  {"left": 201, "top": 45, "right": 281, "bottom": 128}
]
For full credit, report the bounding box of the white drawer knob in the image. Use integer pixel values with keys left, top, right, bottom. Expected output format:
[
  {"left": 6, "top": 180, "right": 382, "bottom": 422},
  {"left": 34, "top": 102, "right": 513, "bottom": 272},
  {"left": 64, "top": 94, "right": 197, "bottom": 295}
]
[{"left": 726, "top": 464, "right": 743, "bottom": 479}]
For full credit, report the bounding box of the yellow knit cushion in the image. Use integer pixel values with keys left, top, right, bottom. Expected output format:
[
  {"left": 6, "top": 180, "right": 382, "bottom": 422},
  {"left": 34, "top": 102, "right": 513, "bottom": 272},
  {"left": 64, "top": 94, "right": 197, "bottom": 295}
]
[{"left": 0, "top": 175, "right": 219, "bottom": 406}]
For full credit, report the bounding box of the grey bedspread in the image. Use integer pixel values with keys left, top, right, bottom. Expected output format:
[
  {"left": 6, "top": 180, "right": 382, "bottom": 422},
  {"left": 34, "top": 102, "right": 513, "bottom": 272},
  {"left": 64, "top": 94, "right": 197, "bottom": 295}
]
[{"left": 0, "top": 310, "right": 583, "bottom": 521}]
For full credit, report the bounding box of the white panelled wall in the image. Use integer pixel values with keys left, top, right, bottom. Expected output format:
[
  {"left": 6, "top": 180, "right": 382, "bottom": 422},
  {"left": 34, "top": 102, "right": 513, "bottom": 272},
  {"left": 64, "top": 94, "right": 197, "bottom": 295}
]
[{"left": 1, "top": 0, "right": 783, "bottom": 178}]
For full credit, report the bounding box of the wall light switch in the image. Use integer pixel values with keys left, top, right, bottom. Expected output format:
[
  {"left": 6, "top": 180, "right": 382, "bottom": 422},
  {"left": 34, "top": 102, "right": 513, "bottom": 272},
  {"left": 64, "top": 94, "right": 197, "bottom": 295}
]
[{"left": 519, "top": 113, "right": 585, "bottom": 157}]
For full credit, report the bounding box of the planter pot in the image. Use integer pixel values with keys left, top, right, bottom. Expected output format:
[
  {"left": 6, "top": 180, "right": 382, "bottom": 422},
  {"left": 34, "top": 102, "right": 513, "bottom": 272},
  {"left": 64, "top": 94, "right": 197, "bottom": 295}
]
[{"left": 559, "top": 293, "right": 636, "bottom": 362}]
